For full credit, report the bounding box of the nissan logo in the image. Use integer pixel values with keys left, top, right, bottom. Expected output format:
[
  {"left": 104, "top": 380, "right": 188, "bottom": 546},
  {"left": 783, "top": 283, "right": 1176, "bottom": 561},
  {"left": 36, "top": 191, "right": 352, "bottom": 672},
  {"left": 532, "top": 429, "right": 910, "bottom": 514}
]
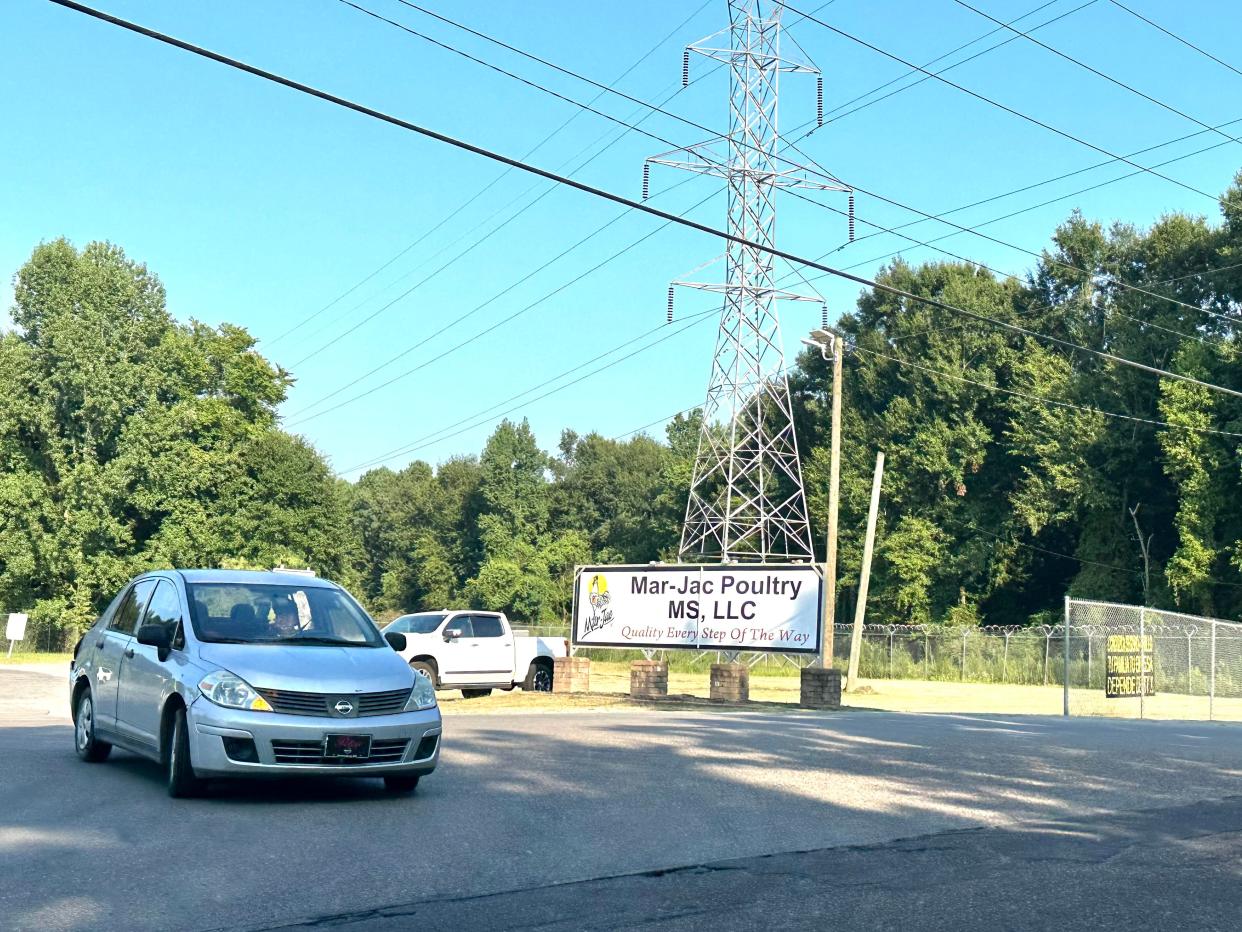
[{"left": 334, "top": 699, "right": 355, "bottom": 715}]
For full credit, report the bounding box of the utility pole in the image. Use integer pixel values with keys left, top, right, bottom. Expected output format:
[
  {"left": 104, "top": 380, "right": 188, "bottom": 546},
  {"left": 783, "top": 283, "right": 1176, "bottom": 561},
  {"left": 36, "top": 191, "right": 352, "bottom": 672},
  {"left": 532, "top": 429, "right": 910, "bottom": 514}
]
[
  {"left": 646, "top": 0, "right": 852, "bottom": 564},
  {"left": 803, "top": 328, "right": 843, "bottom": 668},
  {"left": 847, "top": 451, "right": 884, "bottom": 690}
]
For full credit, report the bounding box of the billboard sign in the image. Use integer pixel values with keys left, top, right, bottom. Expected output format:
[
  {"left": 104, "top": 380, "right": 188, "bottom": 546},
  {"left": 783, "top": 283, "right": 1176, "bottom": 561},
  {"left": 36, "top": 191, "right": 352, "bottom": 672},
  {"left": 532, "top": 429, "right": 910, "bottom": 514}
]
[{"left": 572, "top": 564, "right": 822, "bottom": 654}]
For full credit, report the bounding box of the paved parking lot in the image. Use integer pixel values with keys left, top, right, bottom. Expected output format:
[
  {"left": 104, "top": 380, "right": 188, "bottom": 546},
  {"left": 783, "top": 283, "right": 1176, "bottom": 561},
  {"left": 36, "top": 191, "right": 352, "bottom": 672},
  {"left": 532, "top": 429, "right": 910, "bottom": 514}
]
[{"left": 3, "top": 666, "right": 1241, "bottom": 930}]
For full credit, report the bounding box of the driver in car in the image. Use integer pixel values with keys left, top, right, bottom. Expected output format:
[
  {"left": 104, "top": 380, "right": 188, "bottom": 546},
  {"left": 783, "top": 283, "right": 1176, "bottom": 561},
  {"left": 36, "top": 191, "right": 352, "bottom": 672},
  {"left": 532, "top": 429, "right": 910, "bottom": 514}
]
[{"left": 272, "top": 598, "right": 303, "bottom": 637}]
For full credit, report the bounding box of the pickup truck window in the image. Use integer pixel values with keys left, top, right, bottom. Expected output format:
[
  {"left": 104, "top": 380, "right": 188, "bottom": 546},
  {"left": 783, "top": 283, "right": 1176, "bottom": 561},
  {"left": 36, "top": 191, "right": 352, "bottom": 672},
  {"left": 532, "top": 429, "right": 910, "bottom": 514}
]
[
  {"left": 471, "top": 615, "right": 504, "bottom": 638},
  {"left": 402, "top": 614, "right": 447, "bottom": 634},
  {"left": 446, "top": 617, "right": 474, "bottom": 638}
]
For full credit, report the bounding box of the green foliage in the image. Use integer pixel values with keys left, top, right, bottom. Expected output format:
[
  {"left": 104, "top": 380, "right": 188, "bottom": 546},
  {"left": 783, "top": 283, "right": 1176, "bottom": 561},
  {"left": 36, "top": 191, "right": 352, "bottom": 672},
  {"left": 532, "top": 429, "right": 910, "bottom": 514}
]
[
  {"left": 10, "top": 171, "right": 1242, "bottom": 639},
  {"left": 0, "top": 239, "right": 354, "bottom": 647}
]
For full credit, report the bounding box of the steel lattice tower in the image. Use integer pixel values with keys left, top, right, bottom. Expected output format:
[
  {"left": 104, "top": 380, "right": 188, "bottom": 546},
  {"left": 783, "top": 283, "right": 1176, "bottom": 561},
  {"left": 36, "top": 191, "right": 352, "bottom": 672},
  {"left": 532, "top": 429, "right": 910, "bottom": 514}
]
[{"left": 646, "top": 0, "right": 850, "bottom": 562}]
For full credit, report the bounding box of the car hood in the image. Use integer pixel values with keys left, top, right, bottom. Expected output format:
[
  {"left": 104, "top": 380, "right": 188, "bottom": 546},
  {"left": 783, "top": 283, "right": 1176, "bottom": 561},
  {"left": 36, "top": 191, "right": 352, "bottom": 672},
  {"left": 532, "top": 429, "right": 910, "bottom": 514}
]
[{"left": 195, "top": 642, "right": 414, "bottom": 694}]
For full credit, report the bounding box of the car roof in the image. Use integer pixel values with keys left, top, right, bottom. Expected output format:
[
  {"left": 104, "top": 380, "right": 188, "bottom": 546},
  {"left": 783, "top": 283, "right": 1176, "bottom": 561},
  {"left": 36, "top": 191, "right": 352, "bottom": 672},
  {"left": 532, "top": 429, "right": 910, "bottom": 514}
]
[{"left": 147, "top": 569, "right": 339, "bottom": 589}]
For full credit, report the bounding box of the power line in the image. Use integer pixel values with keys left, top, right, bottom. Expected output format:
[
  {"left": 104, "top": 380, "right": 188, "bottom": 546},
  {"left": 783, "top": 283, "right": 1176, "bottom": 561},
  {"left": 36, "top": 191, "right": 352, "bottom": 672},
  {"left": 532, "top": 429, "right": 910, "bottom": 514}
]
[
  {"left": 343, "top": 306, "right": 719, "bottom": 473},
  {"left": 775, "top": 0, "right": 1219, "bottom": 202},
  {"left": 1106, "top": 0, "right": 1242, "bottom": 81},
  {"left": 340, "top": 306, "right": 720, "bottom": 474},
  {"left": 951, "top": 0, "right": 1242, "bottom": 150},
  {"left": 48, "top": 0, "right": 1242, "bottom": 405},
  {"left": 341, "top": 0, "right": 1237, "bottom": 333},
  {"left": 801, "top": 122, "right": 1242, "bottom": 292},
  {"left": 815, "top": 0, "right": 1101, "bottom": 131},
  {"left": 289, "top": 181, "right": 717, "bottom": 425},
  {"left": 774, "top": 173, "right": 1235, "bottom": 348},
  {"left": 780, "top": 143, "right": 1242, "bottom": 327},
  {"left": 266, "top": 0, "right": 715, "bottom": 349},
  {"left": 820, "top": 113, "right": 1242, "bottom": 258}
]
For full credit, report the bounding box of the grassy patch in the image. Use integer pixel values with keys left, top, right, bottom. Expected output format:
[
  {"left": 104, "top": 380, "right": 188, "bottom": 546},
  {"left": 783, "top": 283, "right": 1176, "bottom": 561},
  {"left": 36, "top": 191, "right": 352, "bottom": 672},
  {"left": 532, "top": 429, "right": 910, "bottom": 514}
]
[{"left": 0, "top": 651, "right": 72, "bottom": 667}]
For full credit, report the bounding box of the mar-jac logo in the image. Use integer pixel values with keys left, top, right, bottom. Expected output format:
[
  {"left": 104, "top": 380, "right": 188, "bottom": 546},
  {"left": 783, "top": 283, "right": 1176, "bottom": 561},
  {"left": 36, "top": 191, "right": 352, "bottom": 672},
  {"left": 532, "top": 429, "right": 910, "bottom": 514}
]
[{"left": 581, "top": 574, "right": 615, "bottom": 635}]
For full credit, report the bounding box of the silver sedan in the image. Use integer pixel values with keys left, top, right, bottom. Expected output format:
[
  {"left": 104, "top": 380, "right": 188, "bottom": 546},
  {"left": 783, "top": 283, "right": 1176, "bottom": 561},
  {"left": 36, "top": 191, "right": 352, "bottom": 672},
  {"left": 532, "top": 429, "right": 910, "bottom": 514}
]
[{"left": 69, "top": 569, "right": 441, "bottom": 797}]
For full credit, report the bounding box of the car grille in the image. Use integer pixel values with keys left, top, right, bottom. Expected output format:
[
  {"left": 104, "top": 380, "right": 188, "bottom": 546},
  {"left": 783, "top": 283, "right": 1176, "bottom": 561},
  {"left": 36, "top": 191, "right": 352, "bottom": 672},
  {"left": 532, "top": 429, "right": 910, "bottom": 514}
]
[
  {"left": 256, "top": 688, "right": 411, "bottom": 717},
  {"left": 269, "top": 738, "right": 410, "bottom": 765}
]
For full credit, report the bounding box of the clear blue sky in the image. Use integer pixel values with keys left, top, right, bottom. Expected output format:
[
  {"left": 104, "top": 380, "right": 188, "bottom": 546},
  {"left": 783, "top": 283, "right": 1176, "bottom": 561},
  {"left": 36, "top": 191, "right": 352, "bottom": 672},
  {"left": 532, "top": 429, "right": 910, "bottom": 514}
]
[{"left": 4, "top": 0, "right": 1242, "bottom": 478}]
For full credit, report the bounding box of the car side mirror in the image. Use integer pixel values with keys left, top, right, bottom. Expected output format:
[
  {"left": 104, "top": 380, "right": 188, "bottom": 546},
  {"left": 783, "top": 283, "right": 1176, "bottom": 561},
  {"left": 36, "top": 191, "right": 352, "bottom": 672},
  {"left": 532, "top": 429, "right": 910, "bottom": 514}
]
[
  {"left": 137, "top": 623, "right": 174, "bottom": 661},
  {"left": 443, "top": 627, "right": 462, "bottom": 642},
  {"left": 384, "top": 631, "right": 407, "bottom": 651}
]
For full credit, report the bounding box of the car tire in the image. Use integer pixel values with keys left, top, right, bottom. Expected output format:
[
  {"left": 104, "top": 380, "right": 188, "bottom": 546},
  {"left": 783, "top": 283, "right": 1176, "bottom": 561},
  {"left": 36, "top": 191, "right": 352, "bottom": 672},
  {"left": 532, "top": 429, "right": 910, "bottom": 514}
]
[
  {"left": 461, "top": 688, "right": 492, "bottom": 699},
  {"left": 167, "top": 707, "right": 206, "bottom": 799},
  {"left": 383, "top": 775, "right": 420, "bottom": 794},
  {"left": 524, "top": 662, "right": 554, "bottom": 692},
  {"left": 410, "top": 660, "right": 439, "bottom": 689},
  {"left": 74, "top": 690, "right": 112, "bottom": 763}
]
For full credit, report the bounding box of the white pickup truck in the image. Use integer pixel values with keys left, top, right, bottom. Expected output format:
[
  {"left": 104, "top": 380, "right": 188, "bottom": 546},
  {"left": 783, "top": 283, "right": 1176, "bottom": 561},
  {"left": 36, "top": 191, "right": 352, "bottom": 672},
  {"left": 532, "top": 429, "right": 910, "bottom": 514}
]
[{"left": 382, "top": 610, "right": 568, "bottom": 698}]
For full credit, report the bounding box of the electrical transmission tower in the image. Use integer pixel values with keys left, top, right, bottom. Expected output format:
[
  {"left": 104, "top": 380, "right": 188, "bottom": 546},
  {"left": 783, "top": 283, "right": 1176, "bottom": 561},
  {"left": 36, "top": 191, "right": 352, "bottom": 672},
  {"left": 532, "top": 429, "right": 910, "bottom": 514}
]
[{"left": 645, "top": 0, "right": 851, "bottom": 563}]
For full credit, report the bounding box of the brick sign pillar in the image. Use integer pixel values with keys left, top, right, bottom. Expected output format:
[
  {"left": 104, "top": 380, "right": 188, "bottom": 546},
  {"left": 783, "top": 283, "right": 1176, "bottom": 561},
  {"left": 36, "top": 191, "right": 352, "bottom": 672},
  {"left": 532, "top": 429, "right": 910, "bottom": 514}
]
[
  {"left": 799, "top": 667, "right": 842, "bottom": 709},
  {"left": 553, "top": 656, "right": 591, "bottom": 694},
  {"left": 630, "top": 660, "right": 669, "bottom": 698},
  {"left": 710, "top": 663, "right": 749, "bottom": 702}
]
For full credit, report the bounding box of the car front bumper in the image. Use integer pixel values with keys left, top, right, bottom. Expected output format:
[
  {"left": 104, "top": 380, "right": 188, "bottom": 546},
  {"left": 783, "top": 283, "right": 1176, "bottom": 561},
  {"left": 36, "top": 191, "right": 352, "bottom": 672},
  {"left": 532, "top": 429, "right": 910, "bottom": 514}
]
[{"left": 187, "top": 696, "right": 442, "bottom": 778}]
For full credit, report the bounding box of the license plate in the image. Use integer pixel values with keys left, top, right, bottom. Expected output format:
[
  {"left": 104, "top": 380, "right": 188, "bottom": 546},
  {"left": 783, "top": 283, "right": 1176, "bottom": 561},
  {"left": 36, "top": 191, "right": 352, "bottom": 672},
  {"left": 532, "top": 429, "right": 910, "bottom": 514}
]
[{"left": 324, "top": 734, "right": 372, "bottom": 759}]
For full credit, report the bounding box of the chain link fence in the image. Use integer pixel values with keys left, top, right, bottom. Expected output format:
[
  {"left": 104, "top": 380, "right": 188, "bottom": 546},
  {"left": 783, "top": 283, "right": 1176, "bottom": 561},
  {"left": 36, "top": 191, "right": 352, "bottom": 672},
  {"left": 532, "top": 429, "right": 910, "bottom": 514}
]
[
  {"left": 1064, "top": 598, "right": 1242, "bottom": 721},
  {"left": 548, "top": 600, "right": 1242, "bottom": 722}
]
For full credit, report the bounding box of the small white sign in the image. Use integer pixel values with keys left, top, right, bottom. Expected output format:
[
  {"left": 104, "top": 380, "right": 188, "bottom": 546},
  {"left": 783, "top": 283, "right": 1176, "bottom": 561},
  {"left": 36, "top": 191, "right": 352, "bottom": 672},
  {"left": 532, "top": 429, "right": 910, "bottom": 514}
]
[
  {"left": 572, "top": 564, "right": 822, "bottom": 654},
  {"left": 6, "top": 613, "right": 28, "bottom": 643}
]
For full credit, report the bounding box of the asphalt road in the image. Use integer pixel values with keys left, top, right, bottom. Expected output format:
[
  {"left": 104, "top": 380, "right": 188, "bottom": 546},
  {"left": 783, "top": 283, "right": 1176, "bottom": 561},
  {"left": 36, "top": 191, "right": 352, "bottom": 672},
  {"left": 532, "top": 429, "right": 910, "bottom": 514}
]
[{"left": 3, "top": 667, "right": 1241, "bottom": 931}]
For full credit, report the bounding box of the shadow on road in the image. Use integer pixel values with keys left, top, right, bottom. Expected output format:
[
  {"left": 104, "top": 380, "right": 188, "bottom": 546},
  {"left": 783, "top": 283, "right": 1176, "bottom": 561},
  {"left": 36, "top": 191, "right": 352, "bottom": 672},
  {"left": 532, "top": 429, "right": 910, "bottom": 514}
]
[{"left": 4, "top": 705, "right": 1242, "bottom": 931}]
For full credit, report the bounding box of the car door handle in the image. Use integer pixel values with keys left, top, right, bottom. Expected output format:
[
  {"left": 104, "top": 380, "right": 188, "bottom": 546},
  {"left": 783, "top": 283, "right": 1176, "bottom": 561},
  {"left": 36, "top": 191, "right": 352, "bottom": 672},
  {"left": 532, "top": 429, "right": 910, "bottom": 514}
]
[{"left": 123, "top": 646, "right": 135, "bottom": 658}]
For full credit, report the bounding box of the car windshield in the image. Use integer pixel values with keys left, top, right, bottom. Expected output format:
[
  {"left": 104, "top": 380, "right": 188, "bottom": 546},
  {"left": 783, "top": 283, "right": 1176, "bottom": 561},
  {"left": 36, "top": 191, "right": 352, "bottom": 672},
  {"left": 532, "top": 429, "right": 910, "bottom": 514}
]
[
  {"left": 401, "top": 613, "right": 447, "bottom": 634},
  {"left": 186, "top": 583, "right": 383, "bottom": 646}
]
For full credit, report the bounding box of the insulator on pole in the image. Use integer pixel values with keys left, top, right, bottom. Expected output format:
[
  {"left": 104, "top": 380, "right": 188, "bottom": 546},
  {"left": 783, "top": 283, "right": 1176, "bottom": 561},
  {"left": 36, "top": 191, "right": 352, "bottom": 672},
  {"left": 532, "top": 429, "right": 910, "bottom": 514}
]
[
  {"left": 816, "top": 76, "right": 823, "bottom": 127},
  {"left": 682, "top": 49, "right": 690, "bottom": 87},
  {"left": 822, "top": 304, "right": 829, "bottom": 330},
  {"left": 642, "top": 163, "right": 650, "bottom": 201},
  {"left": 667, "top": 286, "right": 675, "bottom": 324},
  {"left": 848, "top": 193, "right": 855, "bottom": 242}
]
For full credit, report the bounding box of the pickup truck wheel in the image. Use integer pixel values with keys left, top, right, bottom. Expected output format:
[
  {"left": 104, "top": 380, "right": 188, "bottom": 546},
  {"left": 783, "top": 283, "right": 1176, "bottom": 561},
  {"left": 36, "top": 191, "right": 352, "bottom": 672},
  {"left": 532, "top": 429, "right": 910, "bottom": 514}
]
[
  {"left": 74, "top": 690, "right": 112, "bottom": 763},
  {"left": 383, "top": 775, "right": 420, "bottom": 794},
  {"left": 461, "top": 688, "right": 492, "bottom": 699},
  {"left": 410, "top": 660, "right": 439, "bottom": 689},
  {"left": 525, "top": 662, "right": 553, "bottom": 692}
]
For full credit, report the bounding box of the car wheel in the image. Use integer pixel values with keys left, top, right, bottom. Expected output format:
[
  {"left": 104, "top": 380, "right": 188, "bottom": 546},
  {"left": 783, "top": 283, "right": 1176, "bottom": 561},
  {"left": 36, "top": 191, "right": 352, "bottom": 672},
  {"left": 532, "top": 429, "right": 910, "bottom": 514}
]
[
  {"left": 525, "top": 662, "right": 553, "bottom": 692},
  {"left": 74, "top": 690, "right": 112, "bottom": 763},
  {"left": 410, "top": 660, "right": 439, "bottom": 689},
  {"left": 461, "top": 688, "right": 492, "bottom": 699},
  {"left": 167, "top": 707, "right": 206, "bottom": 799},
  {"left": 383, "top": 775, "right": 420, "bottom": 794}
]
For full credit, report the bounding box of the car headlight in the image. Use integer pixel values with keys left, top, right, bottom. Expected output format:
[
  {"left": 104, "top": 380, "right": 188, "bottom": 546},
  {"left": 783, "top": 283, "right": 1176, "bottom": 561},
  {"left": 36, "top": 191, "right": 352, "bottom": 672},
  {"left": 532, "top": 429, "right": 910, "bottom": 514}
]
[
  {"left": 406, "top": 670, "right": 437, "bottom": 711},
  {"left": 198, "top": 670, "right": 273, "bottom": 712}
]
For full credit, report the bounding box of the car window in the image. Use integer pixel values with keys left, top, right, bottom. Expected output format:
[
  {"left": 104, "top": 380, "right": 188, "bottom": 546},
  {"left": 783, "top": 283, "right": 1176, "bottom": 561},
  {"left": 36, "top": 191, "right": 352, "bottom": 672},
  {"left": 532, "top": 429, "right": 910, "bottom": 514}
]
[
  {"left": 143, "top": 580, "right": 182, "bottom": 630},
  {"left": 472, "top": 615, "right": 504, "bottom": 638},
  {"left": 446, "top": 616, "right": 474, "bottom": 638},
  {"left": 109, "top": 580, "right": 156, "bottom": 636},
  {"left": 384, "top": 618, "right": 410, "bottom": 634},
  {"left": 185, "top": 582, "right": 383, "bottom": 646}
]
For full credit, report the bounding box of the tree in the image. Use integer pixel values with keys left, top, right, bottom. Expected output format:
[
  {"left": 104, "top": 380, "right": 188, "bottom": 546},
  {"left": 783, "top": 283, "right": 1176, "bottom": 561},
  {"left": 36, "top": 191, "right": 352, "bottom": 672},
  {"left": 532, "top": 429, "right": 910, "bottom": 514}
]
[{"left": 0, "top": 239, "right": 351, "bottom": 645}]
